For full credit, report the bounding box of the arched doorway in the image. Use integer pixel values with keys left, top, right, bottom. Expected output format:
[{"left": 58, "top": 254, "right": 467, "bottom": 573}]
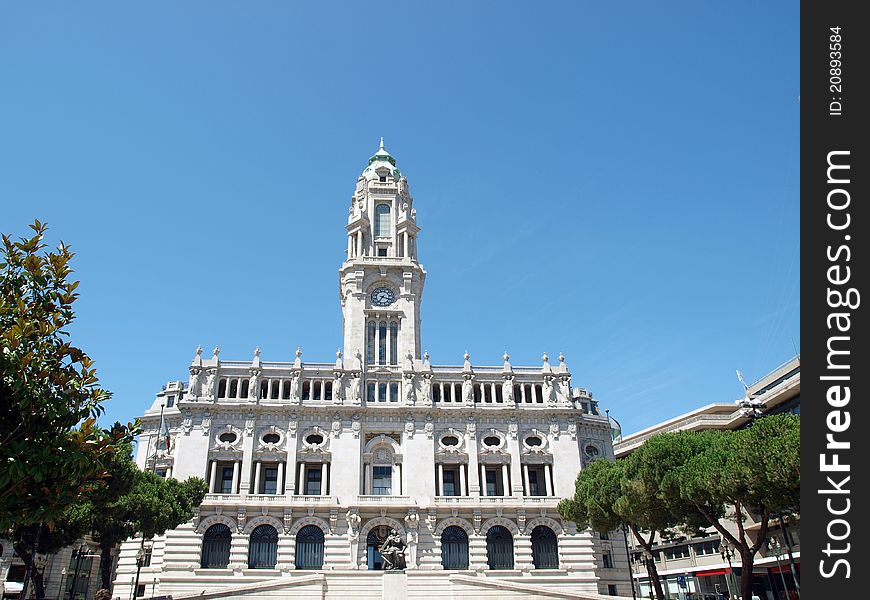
[{"left": 366, "top": 525, "right": 391, "bottom": 570}]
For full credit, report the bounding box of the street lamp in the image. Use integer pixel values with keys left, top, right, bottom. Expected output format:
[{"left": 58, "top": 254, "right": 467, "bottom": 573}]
[
  {"left": 131, "top": 546, "right": 145, "bottom": 600},
  {"left": 68, "top": 543, "right": 92, "bottom": 600},
  {"left": 767, "top": 537, "right": 790, "bottom": 600},
  {"left": 719, "top": 538, "right": 738, "bottom": 600}
]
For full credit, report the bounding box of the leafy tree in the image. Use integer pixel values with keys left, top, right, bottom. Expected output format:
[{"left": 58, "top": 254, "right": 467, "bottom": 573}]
[
  {"left": 0, "top": 221, "right": 133, "bottom": 530},
  {"left": 559, "top": 456, "right": 684, "bottom": 599},
  {"left": 663, "top": 414, "right": 800, "bottom": 600},
  {"left": 86, "top": 466, "right": 208, "bottom": 591},
  {"left": 559, "top": 414, "right": 799, "bottom": 600}
]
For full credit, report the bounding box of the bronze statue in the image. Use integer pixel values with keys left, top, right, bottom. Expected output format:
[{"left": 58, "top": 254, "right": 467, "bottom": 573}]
[{"left": 377, "top": 529, "right": 406, "bottom": 571}]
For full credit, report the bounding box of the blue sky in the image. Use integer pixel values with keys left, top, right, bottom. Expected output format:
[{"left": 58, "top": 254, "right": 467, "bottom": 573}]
[{"left": 0, "top": 2, "right": 799, "bottom": 436}]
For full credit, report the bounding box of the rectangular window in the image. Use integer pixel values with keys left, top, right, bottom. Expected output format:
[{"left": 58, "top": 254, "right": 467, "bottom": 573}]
[
  {"left": 367, "top": 382, "right": 376, "bottom": 403},
  {"left": 608, "top": 584, "right": 618, "bottom": 596},
  {"left": 485, "top": 469, "right": 503, "bottom": 496},
  {"left": 664, "top": 545, "right": 690, "bottom": 560},
  {"left": 263, "top": 467, "right": 278, "bottom": 494},
  {"left": 220, "top": 466, "right": 234, "bottom": 494},
  {"left": 155, "top": 469, "right": 167, "bottom": 478},
  {"left": 442, "top": 469, "right": 457, "bottom": 496},
  {"left": 602, "top": 552, "right": 613, "bottom": 569},
  {"left": 373, "top": 466, "right": 392, "bottom": 495},
  {"left": 377, "top": 248, "right": 388, "bottom": 256},
  {"left": 378, "top": 382, "right": 387, "bottom": 402},
  {"left": 600, "top": 532, "right": 610, "bottom": 540},
  {"left": 693, "top": 539, "right": 720, "bottom": 556},
  {"left": 165, "top": 395, "right": 175, "bottom": 407},
  {"left": 305, "top": 467, "right": 322, "bottom": 495},
  {"left": 142, "top": 546, "right": 152, "bottom": 567}
]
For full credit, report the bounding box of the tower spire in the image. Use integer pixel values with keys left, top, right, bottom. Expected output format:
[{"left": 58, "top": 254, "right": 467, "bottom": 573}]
[{"left": 379, "top": 136, "right": 385, "bottom": 150}]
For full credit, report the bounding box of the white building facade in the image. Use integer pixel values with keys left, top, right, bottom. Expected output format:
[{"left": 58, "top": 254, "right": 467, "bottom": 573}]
[{"left": 112, "top": 142, "right": 629, "bottom": 600}]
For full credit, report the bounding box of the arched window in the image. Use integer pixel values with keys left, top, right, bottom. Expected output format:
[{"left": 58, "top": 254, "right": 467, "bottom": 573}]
[
  {"left": 201, "top": 524, "right": 231, "bottom": 569},
  {"left": 295, "top": 525, "right": 324, "bottom": 570},
  {"left": 229, "top": 379, "right": 238, "bottom": 398},
  {"left": 248, "top": 524, "right": 278, "bottom": 569},
  {"left": 218, "top": 378, "right": 227, "bottom": 397},
  {"left": 486, "top": 526, "right": 514, "bottom": 570},
  {"left": 531, "top": 525, "right": 559, "bottom": 569},
  {"left": 389, "top": 321, "right": 398, "bottom": 365},
  {"left": 441, "top": 526, "right": 469, "bottom": 570},
  {"left": 375, "top": 204, "right": 391, "bottom": 237},
  {"left": 367, "top": 321, "right": 376, "bottom": 364},
  {"left": 378, "top": 321, "right": 387, "bottom": 365},
  {"left": 240, "top": 379, "right": 250, "bottom": 398},
  {"left": 366, "top": 525, "right": 391, "bottom": 570}
]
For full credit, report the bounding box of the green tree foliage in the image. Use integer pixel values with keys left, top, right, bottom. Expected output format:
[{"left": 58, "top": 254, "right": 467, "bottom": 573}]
[
  {"left": 86, "top": 463, "right": 208, "bottom": 591},
  {"left": 559, "top": 455, "right": 673, "bottom": 599},
  {"left": 0, "top": 221, "right": 134, "bottom": 530},
  {"left": 664, "top": 414, "right": 800, "bottom": 600},
  {"left": 559, "top": 414, "right": 799, "bottom": 600}
]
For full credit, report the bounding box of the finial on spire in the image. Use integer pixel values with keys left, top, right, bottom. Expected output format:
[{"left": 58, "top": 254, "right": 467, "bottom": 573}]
[
  {"left": 379, "top": 136, "right": 385, "bottom": 150},
  {"left": 195, "top": 345, "right": 203, "bottom": 357},
  {"left": 254, "top": 346, "right": 261, "bottom": 357}
]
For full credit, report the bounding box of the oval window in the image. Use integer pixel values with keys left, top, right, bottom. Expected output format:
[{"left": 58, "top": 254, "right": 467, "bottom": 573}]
[
  {"left": 526, "top": 436, "right": 543, "bottom": 447},
  {"left": 483, "top": 436, "right": 501, "bottom": 448},
  {"left": 219, "top": 432, "right": 237, "bottom": 444},
  {"left": 441, "top": 435, "right": 459, "bottom": 447},
  {"left": 306, "top": 433, "right": 324, "bottom": 445},
  {"left": 585, "top": 445, "right": 600, "bottom": 457},
  {"left": 263, "top": 433, "right": 280, "bottom": 444}
]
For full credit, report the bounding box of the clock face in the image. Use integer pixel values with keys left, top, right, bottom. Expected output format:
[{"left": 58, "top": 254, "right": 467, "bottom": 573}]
[{"left": 370, "top": 287, "right": 396, "bottom": 306}]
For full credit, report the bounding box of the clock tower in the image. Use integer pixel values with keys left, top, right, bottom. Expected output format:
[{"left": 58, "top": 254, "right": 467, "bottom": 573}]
[{"left": 339, "top": 139, "right": 426, "bottom": 369}]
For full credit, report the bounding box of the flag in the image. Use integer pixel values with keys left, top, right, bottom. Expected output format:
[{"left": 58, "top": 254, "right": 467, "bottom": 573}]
[{"left": 157, "top": 411, "right": 171, "bottom": 452}]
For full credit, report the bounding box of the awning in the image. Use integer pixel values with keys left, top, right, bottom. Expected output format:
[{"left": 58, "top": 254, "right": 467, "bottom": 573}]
[{"left": 695, "top": 568, "right": 732, "bottom": 577}]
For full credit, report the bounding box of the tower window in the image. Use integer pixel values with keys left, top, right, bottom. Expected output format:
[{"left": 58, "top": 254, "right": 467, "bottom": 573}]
[
  {"left": 375, "top": 204, "right": 391, "bottom": 237},
  {"left": 378, "top": 248, "right": 388, "bottom": 257},
  {"left": 379, "top": 175, "right": 387, "bottom": 182}
]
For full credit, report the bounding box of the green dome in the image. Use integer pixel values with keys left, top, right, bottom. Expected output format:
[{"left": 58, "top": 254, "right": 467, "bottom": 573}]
[{"left": 362, "top": 138, "right": 401, "bottom": 180}]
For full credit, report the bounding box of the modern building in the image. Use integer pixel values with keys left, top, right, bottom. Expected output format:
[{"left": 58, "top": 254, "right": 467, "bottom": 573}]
[
  {"left": 109, "top": 141, "right": 633, "bottom": 600},
  {"left": 0, "top": 538, "right": 104, "bottom": 600},
  {"left": 613, "top": 356, "right": 800, "bottom": 600}
]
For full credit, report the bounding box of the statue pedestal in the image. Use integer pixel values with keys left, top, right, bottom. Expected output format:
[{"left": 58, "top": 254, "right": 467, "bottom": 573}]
[{"left": 382, "top": 570, "right": 407, "bottom": 600}]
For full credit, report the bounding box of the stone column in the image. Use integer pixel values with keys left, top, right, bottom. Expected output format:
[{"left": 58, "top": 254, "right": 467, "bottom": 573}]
[
  {"left": 479, "top": 465, "right": 487, "bottom": 497},
  {"left": 392, "top": 464, "right": 400, "bottom": 496},
  {"left": 276, "top": 462, "right": 284, "bottom": 495},
  {"left": 299, "top": 463, "right": 307, "bottom": 495},
  {"left": 231, "top": 461, "right": 240, "bottom": 494},
  {"left": 253, "top": 462, "right": 262, "bottom": 495},
  {"left": 522, "top": 464, "right": 530, "bottom": 497},
  {"left": 460, "top": 464, "right": 467, "bottom": 496},
  {"left": 365, "top": 462, "right": 373, "bottom": 495},
  {"left": 501, "top": 464, "right": 509, "bottom": 496},
  {"left": 436, "top": 463, "right": 443, "bottom": 496},
  {"left": 322, "top": 463, "right": 329, "bottom": 496},
  {"left": 544, "top": 464, "right": 553, "bottom": 497},
  {"left": 208, "top": 460, "right": 217, "bottom": 493}
]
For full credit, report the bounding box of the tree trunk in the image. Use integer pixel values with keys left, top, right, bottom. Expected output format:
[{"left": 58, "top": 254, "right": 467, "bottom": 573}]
[
  {"left": 630, "top": 526, "right": 665, "bottom": 600},
  {"left": 740, "top": 548, "right": 755, "bottom": 600},
  {"left": 99, "top": 543, "right": 114, "bottom": 591},
  {"left": 15, "top": 546, "right": 46, "bottom": 600},
  {"left": 645, "top": 558, "right": 666, "bottom": 600}
]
